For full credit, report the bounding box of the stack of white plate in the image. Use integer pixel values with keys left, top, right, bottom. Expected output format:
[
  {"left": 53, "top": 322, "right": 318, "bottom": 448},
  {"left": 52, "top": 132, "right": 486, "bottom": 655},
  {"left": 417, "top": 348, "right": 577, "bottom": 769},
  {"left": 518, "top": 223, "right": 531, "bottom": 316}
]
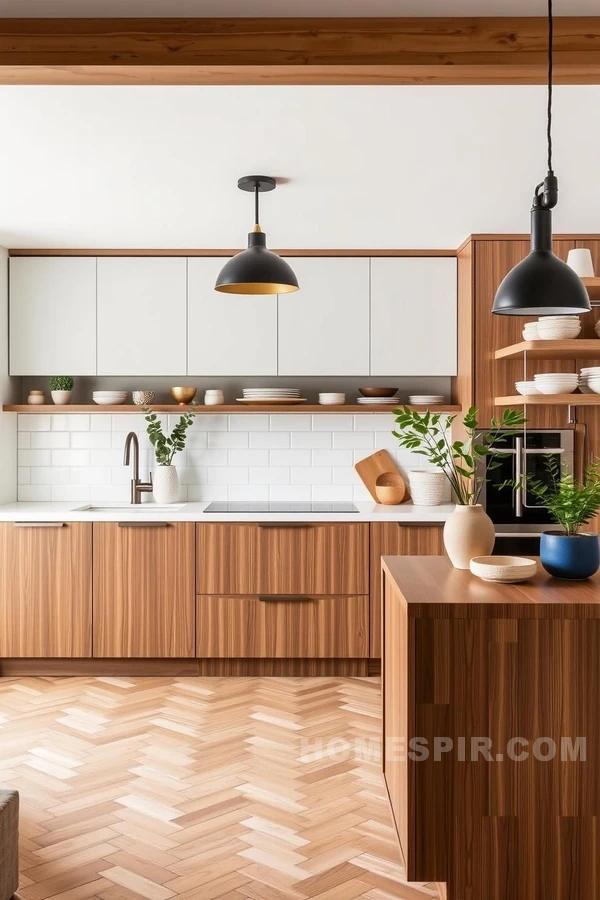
[
  {"left": 92, "top": 391, "right": 127, "bottom": 406},
  {"left": 537, "top": 315, "right": 581, "bottom": 340},
  {"left": 522, "top": 321, "right": 540, "bottom": 341},
  {"left": 580, "top": 367, "right": 600, "bottom": 394},
  {"left": 533, "top": 373, "right": 579, "bottom": 395},
  {"left": 239, "top": 388, "right": 305, "bottom": 405},
  {"left": 319, "top": 392, "right": 345, "bottom": 405},
  {"left": 408, "top": 394, "right": 444, "bottom": 405},
  {"left": 356, "top": 396, "right": 399, "bottom": 405}
]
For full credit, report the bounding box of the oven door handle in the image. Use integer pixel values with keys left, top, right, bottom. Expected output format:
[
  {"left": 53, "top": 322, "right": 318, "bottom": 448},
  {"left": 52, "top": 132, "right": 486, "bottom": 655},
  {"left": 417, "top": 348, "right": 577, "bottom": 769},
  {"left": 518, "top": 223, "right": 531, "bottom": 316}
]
[
  {"left": 514, "top": 437, "right": 524, "bottom": 517},
  {"left": 522, "top": 448, "right": 565, "bottom": 455}
]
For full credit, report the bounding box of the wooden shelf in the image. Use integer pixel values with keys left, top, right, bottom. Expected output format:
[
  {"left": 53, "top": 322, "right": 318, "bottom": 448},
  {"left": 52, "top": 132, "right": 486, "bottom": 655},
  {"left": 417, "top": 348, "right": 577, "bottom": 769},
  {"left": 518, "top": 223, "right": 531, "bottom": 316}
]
[
  {"left": 3, "top": 403, "right": 462, "bottom": 414},
  {"left": 495, "top": 394, "right": 600, "bottom": 406},
  {"left": 583, "top": 277, "right": 600, "bottom": 300},
  {"left": 495, "top": 339, "right": 600, "bottom": 360}
]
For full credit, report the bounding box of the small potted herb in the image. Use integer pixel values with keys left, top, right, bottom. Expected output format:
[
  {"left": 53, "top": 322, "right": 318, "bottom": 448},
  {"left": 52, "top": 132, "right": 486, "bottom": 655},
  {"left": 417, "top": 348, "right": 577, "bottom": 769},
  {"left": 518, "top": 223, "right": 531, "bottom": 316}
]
[
  {"left": 144, "top": 408, "right": 195, "bottom": 504},
  {"left": 520, "top": 457, "right": 600, "bottom": 580},
  {"left": 49, "top": 376, "right": 74, "bottom": 405},
  {"left": 393, "top": 406, "right": 526, "bottom": 568}
]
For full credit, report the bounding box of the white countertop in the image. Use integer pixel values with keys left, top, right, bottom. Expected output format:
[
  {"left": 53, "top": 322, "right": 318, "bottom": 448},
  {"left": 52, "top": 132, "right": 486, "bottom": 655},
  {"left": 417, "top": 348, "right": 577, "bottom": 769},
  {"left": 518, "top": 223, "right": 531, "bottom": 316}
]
[{"left": 0, "top": 501, "right": 455, "bottom": 523}]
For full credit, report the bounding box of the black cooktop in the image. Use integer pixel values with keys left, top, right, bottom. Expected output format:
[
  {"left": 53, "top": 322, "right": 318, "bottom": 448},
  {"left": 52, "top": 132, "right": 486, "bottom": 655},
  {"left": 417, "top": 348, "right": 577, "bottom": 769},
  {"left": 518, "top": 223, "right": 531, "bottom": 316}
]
[{"left": 204, "top": 501, "right": 359, "bottom": 514}]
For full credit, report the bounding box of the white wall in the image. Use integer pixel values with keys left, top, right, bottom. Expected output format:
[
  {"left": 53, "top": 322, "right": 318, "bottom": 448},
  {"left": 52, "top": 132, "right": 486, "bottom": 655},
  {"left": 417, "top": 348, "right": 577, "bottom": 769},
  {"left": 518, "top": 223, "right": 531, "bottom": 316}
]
[
  {"left": 0, "top": 248, "right": 17, "bottom": 502},
  {"left": 0, "top": 85, "right": 599, "bottom": 250}
]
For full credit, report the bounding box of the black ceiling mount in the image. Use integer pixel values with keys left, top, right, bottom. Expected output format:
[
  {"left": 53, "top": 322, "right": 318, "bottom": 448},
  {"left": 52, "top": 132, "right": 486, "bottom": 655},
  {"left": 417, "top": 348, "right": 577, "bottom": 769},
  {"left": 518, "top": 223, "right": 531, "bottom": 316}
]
[{"left": 237, "top": 176, "right": 277, "bottom": 193}]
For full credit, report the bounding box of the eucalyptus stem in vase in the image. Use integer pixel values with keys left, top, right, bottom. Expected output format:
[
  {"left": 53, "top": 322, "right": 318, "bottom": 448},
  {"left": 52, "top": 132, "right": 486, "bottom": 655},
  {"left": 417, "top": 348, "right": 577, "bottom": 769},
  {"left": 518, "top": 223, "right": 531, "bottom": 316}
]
[
  {"left": 143, "top": 408, "right": 195, "bottom": 504},
  {"left": 393, "top": 405, "right": 527, "bottom": 568}
]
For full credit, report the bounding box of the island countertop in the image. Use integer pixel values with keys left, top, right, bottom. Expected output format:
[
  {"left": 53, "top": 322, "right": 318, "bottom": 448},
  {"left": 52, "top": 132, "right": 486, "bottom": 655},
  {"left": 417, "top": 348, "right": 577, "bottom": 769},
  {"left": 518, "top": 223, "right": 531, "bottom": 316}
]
[{"left": 381, "top": 555, "right": 600, "bottom": 900}]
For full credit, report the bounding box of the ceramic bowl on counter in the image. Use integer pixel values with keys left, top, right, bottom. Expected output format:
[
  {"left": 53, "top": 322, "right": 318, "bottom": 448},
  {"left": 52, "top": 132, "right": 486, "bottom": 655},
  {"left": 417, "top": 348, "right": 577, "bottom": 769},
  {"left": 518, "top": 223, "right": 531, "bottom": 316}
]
[
  {"left": 533, "top": 373, "right": 579, "bottom": 395},
  {"left": 537, "top": 315, "right": 582, "bottom": 340},
  {"left": 470, "top": 555, "right": 538, "bottom": 584},
  {"left": 515, "top": 381, "right": 540, "bottom": 396}
]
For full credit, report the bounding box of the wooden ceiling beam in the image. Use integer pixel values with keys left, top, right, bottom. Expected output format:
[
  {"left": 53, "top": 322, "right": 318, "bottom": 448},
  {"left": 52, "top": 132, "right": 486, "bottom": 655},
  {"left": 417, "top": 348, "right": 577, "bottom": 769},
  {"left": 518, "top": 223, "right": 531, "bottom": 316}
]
[{"left": 0, "top": 17, "right": 598, "bottom": 85}]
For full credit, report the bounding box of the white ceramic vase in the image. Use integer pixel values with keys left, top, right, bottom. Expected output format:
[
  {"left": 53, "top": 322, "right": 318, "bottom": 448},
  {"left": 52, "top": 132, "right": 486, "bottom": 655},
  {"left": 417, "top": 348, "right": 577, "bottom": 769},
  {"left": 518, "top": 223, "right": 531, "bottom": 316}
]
[
  {"left": 443, "top": 504, "right": 495, "bottom": 569},
  {"left": 153, "top": 465, "right": 179, "bottom": 504},
  {"left": 408, "top": 470, "right": 446, "bottom": 506},
  {"left": 50, "top": 390, "right": 72, "bottom": 405}
]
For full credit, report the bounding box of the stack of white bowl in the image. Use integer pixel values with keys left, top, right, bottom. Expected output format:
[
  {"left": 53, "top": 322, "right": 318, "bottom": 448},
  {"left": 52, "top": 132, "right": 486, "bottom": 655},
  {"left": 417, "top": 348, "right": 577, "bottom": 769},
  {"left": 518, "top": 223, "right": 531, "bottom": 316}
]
[
  {"left": 533, "top": 373, "right": 579, "bottom": 395},
  {"left": 522, "top": 321, "right": 540, "bottom": 341},
  {"left": 92, "top": 390, "right": 128, "bottom": 406},
  {"left": 537, "top": 316, "right": 582, "bottom": 340},
  {"left": 580, "top": 367, "right": 600, "bottom": 394},
  {"left": 514, "top": 381, "right": 540, "bottom": 396},
  {"left": 319, "top": 392, "right": 345, "bottom": 405}
]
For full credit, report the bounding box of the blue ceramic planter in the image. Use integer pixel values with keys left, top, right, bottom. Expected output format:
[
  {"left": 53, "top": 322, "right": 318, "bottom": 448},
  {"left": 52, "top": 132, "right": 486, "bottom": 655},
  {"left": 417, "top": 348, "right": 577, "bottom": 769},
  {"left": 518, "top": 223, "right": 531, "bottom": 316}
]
[{"left": 540, "top": 531, "right": 600, "bottom": 580}]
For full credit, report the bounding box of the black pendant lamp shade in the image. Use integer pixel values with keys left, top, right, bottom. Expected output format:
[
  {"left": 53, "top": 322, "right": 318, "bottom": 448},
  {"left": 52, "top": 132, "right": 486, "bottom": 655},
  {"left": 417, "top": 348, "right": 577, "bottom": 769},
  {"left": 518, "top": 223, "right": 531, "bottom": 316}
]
[
  {"left": 492, "top": 0, "right": 591, "bottom": 317},
  {"left": 215, "top": 176, "right": 299, "bottom": 295}
]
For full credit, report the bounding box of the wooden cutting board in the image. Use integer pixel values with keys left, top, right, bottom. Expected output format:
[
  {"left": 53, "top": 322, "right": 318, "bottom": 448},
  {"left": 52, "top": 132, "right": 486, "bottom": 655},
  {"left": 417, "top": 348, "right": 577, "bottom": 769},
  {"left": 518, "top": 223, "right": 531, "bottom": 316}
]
[{"left": 354, "top": 449, "right": 410, "bottom": 504}]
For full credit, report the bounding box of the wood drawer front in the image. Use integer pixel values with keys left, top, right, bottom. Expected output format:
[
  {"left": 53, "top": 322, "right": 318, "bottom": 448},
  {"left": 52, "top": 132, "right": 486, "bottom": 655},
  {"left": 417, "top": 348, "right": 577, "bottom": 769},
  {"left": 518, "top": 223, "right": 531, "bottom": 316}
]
[
  {"left": 197, "top": 594, "right": 369, "bottom": 658},
  {"left": 0, "top": 522, "right": 92, "bottom": 658},
  {"left": 93, "top": 522, "right": 195, "bottom": 658},
  {"left": 196, "top": 522, "right": 369, "bottom": 595}
]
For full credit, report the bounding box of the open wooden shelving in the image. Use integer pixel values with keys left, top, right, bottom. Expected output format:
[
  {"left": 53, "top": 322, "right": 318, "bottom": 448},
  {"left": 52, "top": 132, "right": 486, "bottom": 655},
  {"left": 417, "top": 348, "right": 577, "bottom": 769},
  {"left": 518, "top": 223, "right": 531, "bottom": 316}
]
[
  {"left": 495, "top": 394, "right": 600, "bottom": 407},
  {"left": 583, "top": 277, "right": 600, "bottom": 300},
  {"left": 3, "top": 403, "right": 462, "bottom": 414},
  {"left": 494, "top": 339, "right": 600, "bottom": 361}
]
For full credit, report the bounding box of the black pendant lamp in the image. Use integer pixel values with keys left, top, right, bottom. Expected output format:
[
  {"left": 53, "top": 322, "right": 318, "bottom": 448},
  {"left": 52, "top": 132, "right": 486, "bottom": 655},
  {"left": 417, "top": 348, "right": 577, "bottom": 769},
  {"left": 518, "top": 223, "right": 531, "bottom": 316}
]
[
  {"left": 492, "top": 0, "right": 590, "bottom": 316},
  {"left": 215, "top": 176, "right": 299, "bottom": 295}
]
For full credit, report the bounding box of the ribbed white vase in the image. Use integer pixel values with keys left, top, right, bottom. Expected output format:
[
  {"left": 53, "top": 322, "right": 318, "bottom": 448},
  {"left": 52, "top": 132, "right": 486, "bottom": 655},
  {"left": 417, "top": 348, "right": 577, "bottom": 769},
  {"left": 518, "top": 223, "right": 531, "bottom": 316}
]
[{"left": 153, "top": 465, "right": 179, "bottom": 504}]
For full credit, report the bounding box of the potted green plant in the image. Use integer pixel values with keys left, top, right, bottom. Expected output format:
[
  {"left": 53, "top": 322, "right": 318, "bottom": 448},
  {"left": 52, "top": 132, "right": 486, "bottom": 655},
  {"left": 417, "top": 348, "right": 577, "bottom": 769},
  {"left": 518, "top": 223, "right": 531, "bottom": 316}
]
[
  {"left": 519, "top": 456, "right": 600, "bottom": 579},
  {"left": 49, "top": 376, "right": 74, "bottom": 405},
  {"left": 144, "top": 408, "right": 195, "bottom": 504},
  {"left": 393, "top": 406, "right": 526, "bottom": 568}
]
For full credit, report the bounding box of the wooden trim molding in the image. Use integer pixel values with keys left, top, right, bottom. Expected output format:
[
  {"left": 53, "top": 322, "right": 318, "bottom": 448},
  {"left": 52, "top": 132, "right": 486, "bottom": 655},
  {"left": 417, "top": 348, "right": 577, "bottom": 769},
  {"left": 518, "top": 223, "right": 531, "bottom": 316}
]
[
  {"left": 8, "top": 248, "right": 457, "bottom": 258},
  {"left": 0, "top": 658, "right": 370, "bottom": 676},
  {"left": 0, "top": 18, "right": 599, "bottom": 86}
]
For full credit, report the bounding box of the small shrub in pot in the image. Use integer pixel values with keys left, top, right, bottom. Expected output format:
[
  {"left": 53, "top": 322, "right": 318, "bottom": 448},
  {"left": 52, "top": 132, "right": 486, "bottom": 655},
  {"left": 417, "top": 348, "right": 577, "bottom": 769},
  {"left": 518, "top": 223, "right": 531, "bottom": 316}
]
[{"left": 48, "top": 376, "right": 74, "bottom": 405}]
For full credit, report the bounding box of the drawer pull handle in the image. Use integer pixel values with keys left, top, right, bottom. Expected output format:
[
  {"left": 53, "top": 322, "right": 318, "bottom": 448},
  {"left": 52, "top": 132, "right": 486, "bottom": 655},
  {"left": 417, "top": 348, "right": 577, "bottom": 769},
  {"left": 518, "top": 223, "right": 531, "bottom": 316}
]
[
  {"left": 258, "top": 523, "right": 312, "bottom": 529},
  {"left": 14, "top": 521, "right": 65, "bottom": 527},
  {"left": 118, "top": 522, "right": 169, "bottom": 528},
  {"left": 258, "top": 595, "right": 316, "bottom": 602}
]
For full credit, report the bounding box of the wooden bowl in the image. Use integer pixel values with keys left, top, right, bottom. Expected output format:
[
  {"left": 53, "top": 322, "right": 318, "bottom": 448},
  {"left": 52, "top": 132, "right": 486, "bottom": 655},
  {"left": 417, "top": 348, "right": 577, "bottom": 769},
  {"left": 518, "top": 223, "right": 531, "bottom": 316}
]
[
  {"left": 375, "top": 472, "right": 406, "bottom": 505},
  {"left": 170, "top": 386, "right": 197, "bottom": 405},
  {"left": 470, "top": 556, "right": 537, "bottom": 584},
  {"left": 358, "top": 387, "right": 398, "bottom": 398}
]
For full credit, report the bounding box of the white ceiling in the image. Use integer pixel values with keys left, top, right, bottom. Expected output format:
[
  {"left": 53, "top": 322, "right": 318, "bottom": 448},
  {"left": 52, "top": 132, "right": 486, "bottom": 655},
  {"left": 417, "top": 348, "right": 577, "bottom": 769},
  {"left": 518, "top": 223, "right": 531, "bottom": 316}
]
[
  {"left": 0, "top": 85, "right": 599, "bottom": 250},
  {"left": 0, "top": 0, "right": 595, "bottom": 15}
]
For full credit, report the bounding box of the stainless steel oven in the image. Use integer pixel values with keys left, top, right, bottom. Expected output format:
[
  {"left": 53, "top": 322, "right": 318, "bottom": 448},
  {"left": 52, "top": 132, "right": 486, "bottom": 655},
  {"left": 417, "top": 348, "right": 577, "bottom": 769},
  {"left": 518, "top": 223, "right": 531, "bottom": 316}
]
[{"left": 477, "top": 429, "right": 574, "bottom": 555}]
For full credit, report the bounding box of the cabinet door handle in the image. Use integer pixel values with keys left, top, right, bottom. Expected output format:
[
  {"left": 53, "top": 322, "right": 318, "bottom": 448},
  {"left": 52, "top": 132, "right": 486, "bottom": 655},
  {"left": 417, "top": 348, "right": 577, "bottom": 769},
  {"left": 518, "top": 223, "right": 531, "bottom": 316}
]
[
  {"left": 13, "top": 521, "right": 65, "bottom": 527},
  {"left": 258, "top": 595, "right": 316, "bottom": 602},
  {"left": 118, "top": 522, "right": 169, "bottom": 528},
  {"left": 258, "top": 523, "right": 312, "bottom": 529}
]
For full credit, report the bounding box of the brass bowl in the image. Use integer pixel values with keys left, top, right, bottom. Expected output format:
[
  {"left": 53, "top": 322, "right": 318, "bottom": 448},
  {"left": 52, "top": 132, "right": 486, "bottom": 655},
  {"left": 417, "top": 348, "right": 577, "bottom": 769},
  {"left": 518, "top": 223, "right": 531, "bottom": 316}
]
[{"left": 170, "top": 386, "right": 197, "bottom": 405}]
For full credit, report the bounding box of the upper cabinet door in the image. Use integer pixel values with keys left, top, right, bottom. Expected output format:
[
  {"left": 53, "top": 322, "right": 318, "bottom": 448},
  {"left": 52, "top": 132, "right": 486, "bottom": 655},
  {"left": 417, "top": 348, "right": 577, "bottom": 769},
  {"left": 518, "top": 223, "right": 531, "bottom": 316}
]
[
  {"left": 97, "top": 258, "right": 187, "bottom": 376},
  {"left": 10, "top": 257, "right": 97, "bottom": 375},
  {"left": 370, "top": 257, "right": 457, "bottom": 376},
  {"left": 187, "top": 258, "right": 277, "bottom": 376},
  {"left": 278, "top": 258, "right": 370, "bottom": 376}
]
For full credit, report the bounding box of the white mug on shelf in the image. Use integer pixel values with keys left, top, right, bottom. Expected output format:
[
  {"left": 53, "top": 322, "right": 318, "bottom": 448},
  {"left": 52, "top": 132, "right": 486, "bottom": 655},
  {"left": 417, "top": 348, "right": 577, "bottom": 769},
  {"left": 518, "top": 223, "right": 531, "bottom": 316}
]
[{"left": 567, "top": 248, "right": 595, "bottom": 278}]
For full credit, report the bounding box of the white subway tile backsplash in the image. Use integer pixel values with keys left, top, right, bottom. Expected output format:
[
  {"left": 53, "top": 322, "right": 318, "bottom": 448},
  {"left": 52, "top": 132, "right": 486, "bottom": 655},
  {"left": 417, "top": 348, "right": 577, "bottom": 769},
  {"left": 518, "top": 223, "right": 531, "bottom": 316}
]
[
  {"left": 312, "top": 414, "right": 353, "bottom": 432},
  {"left": 17, "top": 411, "right": 453, "bottom": 503},
  {"left": 31, "top": 432, "right": 69, "bottom": 449}
]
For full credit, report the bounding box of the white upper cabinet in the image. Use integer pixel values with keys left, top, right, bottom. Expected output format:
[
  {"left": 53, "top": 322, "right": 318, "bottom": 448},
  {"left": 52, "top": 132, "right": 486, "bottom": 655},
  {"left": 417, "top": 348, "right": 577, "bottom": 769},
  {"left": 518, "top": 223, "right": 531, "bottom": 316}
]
[
  {"left": 278, "top": 258, "right": 370, "bottom": 376},
  {"left": 370, "top": 257, "right": 457, "bottom": 376},
  {"left": 10, "top": 257, "right": 97, "bottom": 375},
  {"left": 97, "top": 258, "right": 187, "bottom": 376},
  {"left": 187, "top": 258, "right": 277, "bottom": 376}
]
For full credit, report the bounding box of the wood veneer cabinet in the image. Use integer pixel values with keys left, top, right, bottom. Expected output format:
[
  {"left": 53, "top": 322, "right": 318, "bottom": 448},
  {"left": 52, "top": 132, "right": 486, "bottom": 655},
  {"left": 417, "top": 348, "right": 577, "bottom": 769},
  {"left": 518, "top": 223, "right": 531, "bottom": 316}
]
[
  {"left": 197, "top": 594, "right": 368, "bottom": 658},
  {"left": 0, "top": 522, "right": 92, "bottom": 657},
  {"left": 369, "top": 523, "right": 444, "bottom": 658},
  {"left": 93, "top": 522, "right": 195, "bottom": 658},
  {"left": 196, "top": 522, "right": 369, "bottom": 596}
]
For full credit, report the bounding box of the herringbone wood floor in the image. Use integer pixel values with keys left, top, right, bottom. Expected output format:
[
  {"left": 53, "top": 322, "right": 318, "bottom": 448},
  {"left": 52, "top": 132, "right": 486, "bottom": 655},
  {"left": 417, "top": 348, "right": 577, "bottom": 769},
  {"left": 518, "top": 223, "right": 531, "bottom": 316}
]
[{"left": 0, "top": 676, "right": 440, "bottom": 900}]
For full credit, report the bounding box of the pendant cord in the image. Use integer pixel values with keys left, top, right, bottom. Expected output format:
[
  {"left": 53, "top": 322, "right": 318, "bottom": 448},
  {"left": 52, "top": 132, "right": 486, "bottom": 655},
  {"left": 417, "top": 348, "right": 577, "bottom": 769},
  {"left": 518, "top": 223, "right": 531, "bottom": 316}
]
[
  {"left": 254, "top": 183, "right": 259, "bottom": 227},
  {"left": 547, "top": 0, "right": 554, "bottom": 175}
]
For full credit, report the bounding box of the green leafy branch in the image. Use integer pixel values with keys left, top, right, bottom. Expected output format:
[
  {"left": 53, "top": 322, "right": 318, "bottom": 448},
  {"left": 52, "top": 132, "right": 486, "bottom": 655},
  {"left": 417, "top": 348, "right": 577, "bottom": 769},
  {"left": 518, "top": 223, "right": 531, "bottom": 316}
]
[
  {"left": 392, "top": 405, "right": 526, "bottom": 506},
  {"left": 143, "top": 408, "right": 195, "bottom": 467}
]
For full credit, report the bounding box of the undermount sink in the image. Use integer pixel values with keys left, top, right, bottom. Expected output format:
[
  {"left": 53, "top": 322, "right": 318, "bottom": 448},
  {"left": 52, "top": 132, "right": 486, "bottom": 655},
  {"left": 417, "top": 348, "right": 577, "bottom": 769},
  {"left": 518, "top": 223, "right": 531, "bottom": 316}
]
[{"left": 74, "top": 504, "right": 186, "bottom": 513}]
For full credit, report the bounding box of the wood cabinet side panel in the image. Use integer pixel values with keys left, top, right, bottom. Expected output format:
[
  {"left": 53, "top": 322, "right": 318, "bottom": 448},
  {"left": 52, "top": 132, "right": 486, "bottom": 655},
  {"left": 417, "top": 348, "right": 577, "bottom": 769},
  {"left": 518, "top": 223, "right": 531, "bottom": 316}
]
[
  {"left": 0, "top": 522, "right": 92, "bottom": 657},
  {"left": 93, "top": 522, "right": 195, "bottom": 658},
  {"left": 196, "top": 594, "right": 369, "bottom": 658},
  {"left": 370, "top": 523, "right": 444, "bottom": 658}
]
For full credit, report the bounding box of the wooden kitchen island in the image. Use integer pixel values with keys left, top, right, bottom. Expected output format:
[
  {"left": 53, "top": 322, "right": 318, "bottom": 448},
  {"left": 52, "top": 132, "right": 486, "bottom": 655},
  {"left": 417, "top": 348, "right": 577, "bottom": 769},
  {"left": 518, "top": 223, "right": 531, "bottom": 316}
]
[{"left": 382, "top": 556, "right": 600, "bottom": 900}]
